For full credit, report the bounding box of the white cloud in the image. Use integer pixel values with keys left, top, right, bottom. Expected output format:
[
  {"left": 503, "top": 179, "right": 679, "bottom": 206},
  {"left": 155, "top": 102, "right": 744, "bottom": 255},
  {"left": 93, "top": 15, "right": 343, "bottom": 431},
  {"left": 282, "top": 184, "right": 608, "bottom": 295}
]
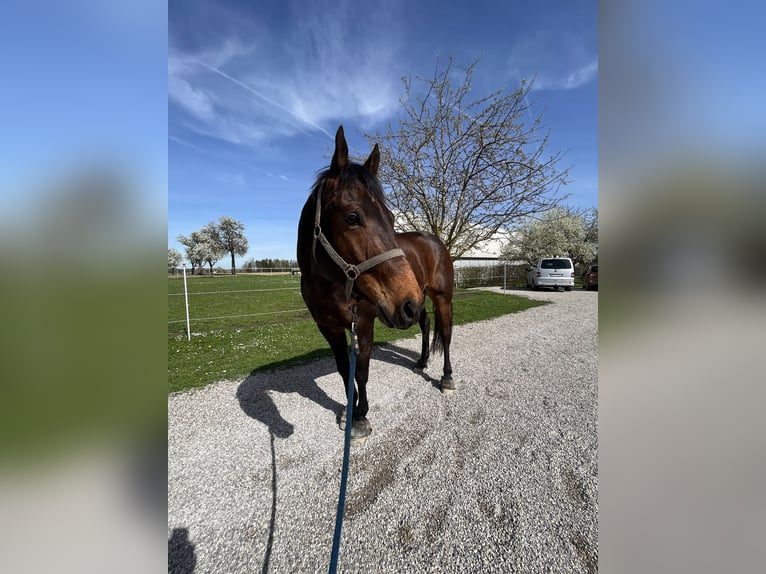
[
  {"left": 212, "top": 171, "right": 246, "bottom": 186},
  {"left": 524, "top": 60, "right": 598, "bottom": 92},
  {"left": 168, "top": 73, "right": 215, "bottom": 121},
  {"left": 168, "top": 2, "right": 403, "bottom": 147},
  {"left": 168, "top": 135, "right": 206, "bottom": 153},
  {"left": 508, "top": 30, "right": 597, "bottom": 91},
  {"left": 553, "top": 60, "right": 598, "bottom": 90}
]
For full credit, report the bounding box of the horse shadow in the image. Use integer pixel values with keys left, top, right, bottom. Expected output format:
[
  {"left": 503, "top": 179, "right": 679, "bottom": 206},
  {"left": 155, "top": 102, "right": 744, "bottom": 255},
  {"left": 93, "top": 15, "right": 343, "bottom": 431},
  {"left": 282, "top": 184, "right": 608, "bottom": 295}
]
[
  {"left": 234, "top": 342, "right": 433, "bottom": 573},
  {"left": 373, "top": 343, "right": 440, "bottom": 390},
  {"left": 236, "top": 356, "right": 342, "bottom": 439},
  {"left": 235, "top": 342, "right": 434, "bottom": 437}
]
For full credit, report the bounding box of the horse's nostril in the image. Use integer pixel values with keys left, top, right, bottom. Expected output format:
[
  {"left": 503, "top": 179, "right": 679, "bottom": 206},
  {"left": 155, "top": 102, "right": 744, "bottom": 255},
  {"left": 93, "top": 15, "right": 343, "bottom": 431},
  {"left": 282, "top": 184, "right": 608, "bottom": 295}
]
[{"left": 401, "top": 299, "right": 418, "bottom": 322}]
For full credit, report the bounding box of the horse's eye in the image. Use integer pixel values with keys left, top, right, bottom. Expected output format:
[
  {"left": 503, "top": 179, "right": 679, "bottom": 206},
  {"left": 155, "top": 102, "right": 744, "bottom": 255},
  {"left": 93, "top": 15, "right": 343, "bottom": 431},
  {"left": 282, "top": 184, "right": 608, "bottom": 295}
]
[{"left": 345, "top": 212, "right": 361, "bottom": 226}]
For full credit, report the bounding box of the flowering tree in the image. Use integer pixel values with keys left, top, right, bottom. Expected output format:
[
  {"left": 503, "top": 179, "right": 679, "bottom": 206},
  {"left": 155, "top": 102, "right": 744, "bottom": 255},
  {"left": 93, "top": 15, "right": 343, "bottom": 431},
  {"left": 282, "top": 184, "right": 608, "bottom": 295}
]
[
  {"left": 177, "top": 232, "right": 202, "bottom": 274},
  {"left": 502, "top": 206, "right": 598, "bottom": 266},
  {"left": 178, "top": 224, "right": 224, "bottom": 274},
  {"left": 177, "top": 217, "right": 248, "bottom": 274},
  {"left": 217, "top": 216, "right": 248, "bottom": 275},
  {"left": 364, "top": 57, "right": 568, "bottom": 257},
  {"left": 168, "top": 248, "right": 182, "bottom": 271}
]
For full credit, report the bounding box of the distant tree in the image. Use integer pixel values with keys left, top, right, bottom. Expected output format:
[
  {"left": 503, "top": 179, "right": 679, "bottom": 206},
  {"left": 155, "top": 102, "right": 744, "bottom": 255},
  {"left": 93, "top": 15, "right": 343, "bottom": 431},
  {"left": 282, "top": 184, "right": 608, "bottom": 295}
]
[
  {"left": 177, "top": 232, "right": 202, "bottom": 274},
  {"left": 198, "top": 222, "right": 225, "bottom": 274},
  {"left": 168, "top": 248, "right": 182, "bottom": 272},
  {"left": 501, "top": 206, "right": 597, "bottom": 266},
  {"left": 258, "top": 258, "right": 297, "bottom": 269},
  {"left": 178, "top": 223, "right": 225, "bottom": 275},
  {"left": 363, "top": 57, "right": 568, "bottom": 258},
  {"left": 583, "top": 207, "right": 598, "bottom": 261},
  {"left": 242, "top": 258, "right": 297, "bottom": 271},
  {"left": 216, "top": 216, "right": 248, "bottom": 275}
]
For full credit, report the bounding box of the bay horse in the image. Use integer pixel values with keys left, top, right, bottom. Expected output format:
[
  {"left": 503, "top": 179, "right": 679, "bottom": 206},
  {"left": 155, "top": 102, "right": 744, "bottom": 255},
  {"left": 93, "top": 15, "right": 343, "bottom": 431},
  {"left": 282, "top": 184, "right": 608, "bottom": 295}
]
[{"left": 297, "top": 126, "right": 455, "bottom": 443}]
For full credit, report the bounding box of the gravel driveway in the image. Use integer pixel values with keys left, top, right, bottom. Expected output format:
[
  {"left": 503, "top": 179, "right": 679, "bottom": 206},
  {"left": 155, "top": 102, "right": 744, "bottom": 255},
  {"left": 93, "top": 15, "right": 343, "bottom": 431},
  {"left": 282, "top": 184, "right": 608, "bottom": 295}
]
[{"left": 168, "top": 288, "right": 598, "bottom": 573}]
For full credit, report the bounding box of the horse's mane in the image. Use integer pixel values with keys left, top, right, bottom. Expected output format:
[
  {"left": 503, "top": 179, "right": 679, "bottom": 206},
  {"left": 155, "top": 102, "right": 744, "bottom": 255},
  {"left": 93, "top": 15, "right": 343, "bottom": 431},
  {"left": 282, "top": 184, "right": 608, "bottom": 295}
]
[{"left": 311, "top": 162, "right": 389, "bottom": 208}]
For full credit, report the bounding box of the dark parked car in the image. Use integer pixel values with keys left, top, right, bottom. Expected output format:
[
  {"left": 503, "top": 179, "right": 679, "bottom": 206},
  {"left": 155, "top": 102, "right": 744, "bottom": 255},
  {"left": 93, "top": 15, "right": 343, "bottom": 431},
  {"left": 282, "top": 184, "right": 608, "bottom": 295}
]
[{"left": 582, "top": 265, "right": 598, "bottom": 290}]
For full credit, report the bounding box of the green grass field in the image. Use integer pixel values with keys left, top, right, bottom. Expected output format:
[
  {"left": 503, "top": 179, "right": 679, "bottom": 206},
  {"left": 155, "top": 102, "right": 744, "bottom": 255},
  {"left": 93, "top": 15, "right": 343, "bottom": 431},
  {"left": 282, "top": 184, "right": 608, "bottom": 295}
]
[{"left": 168, "top": 273, "right": 547, "bottom": 393}]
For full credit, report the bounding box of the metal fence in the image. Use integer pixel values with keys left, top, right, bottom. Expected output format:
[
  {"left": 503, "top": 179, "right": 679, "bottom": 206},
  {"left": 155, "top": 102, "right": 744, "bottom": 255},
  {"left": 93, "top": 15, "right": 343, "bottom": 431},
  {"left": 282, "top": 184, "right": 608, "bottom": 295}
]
[
  {"left": 169, "top": 265, "right": 528, "bottom": 287},
  {"left": 168, "top": 267, "right": 304, "bottom": 340},
  {"left": 168, "top": 266, "right": 299, "bottom": 276},
  {"left": 168, "top": 263, "right": 565, "bottom": 340},
  {"left": 454, "top": 263, "right": 529, "bottom": 289}
]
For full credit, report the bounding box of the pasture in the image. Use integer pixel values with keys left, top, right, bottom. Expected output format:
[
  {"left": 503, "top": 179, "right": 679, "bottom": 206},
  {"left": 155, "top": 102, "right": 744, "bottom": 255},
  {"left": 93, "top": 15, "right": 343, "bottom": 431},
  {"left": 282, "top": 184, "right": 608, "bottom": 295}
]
[{"left": 168, "top": 274, "right": 547, "bottom": 393}]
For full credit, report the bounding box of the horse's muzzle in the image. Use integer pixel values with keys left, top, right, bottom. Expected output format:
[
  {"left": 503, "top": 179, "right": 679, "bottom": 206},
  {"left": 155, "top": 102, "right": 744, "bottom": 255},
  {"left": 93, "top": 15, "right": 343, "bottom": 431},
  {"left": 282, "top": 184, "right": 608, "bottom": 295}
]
[{"left": 377, "top": 298, "right": 420, "bottom": 329}]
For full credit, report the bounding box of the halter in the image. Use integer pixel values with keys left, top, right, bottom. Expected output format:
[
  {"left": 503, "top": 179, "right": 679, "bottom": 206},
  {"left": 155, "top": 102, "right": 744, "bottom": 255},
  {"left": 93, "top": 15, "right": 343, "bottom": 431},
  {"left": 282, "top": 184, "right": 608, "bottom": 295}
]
[{"left": 312, "top": 181, "right": 406, "bottom": 302}]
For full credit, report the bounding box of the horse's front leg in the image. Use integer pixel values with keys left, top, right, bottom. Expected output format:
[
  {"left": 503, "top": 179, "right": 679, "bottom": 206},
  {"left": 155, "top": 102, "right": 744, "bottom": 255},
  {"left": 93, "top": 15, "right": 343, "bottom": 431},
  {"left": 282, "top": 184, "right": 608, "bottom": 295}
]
[
  {"left": 320, "top": 320, "right": 374, "bottom": 444},
  {"left": 348, "top": 314, "right": 374, "bottom": 443},
  {"left": 317, "top": 323, "right": 351, "bottom": 404},
  {"left": 414, "top": 306, "right": 430, "bottom": 372}
]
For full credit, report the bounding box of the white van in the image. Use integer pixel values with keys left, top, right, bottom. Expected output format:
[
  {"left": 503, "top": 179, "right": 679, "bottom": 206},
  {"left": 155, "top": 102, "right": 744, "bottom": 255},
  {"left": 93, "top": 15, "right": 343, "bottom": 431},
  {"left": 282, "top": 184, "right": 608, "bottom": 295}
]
[{"left": 526, "top": 257, "right": 575, "bottom": 291}]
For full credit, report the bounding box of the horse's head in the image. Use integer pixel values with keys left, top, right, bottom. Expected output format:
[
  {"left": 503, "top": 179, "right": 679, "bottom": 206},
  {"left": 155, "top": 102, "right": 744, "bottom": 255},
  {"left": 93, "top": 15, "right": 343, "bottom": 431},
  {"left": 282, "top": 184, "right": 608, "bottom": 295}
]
[{"left": 312, "top": 126, "right": 424, "bottom": 328}]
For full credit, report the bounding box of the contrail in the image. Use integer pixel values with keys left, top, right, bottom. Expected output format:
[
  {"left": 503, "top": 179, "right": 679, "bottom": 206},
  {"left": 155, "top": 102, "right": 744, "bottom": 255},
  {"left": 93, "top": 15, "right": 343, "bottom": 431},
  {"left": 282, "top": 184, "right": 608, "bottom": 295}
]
[{"left": 191, "top": 57, "right": 334, "bottom": 140}]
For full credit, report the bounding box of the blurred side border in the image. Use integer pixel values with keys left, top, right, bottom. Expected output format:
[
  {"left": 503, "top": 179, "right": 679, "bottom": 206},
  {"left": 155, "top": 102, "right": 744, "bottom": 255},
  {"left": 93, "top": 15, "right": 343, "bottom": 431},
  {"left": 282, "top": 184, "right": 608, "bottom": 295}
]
[
  {"left": 600, "top": 2, "right": 766, "bottom": 573},
  {"left": 0, "top": 2, "right": 167, "bottom": 573}
]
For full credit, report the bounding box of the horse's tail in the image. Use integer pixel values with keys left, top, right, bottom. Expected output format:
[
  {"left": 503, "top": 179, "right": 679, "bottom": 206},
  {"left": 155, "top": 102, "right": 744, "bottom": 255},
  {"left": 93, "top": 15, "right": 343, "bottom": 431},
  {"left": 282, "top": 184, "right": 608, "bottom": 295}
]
[{"left": 430, "top": 302, "right": 452, "bottom": 356}]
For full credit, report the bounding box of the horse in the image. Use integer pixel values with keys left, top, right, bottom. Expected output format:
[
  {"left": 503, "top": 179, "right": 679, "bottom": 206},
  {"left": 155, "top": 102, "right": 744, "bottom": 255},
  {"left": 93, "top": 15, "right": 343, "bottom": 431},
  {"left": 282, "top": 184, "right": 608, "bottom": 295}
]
[
  {"left": 396, "top": 231, "right": 454, "bottom": 387},
  {"left": 297, "top": 125, "right": 455, "bottom": 443}
]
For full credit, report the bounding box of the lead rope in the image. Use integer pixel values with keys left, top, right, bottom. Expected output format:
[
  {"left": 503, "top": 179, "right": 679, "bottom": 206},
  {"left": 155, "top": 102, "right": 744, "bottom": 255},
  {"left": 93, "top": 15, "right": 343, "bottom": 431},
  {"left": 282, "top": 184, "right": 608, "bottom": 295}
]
[
  {"left": 312, "top": 181, "right": 405, "bottom": 573},
  {"left": 328, "top": 303, "right": 359, "bottom": 574}
]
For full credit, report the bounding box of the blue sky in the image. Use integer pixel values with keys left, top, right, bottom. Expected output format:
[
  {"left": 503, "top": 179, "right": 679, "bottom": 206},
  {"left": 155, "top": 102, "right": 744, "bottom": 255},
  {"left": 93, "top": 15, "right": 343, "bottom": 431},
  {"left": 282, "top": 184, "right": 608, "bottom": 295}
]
[{"left": 169, "top": 0, "right": 597, "bottom": 264}]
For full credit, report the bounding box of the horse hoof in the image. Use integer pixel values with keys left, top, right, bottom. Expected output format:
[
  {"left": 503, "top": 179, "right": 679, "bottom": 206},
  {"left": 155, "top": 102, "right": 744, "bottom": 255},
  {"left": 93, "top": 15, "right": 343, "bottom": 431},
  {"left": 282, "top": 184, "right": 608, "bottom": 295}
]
[
  {"left": 349, "top": 419, "right": 372, "bottom": 445},
  {"left": 351, "top": 418, "right": 372, "bottom": 437},
  {"left": 440, "top": 377, "right": 456, "bottom": 395},
  {"left": 338, "top": 410, "right": 372, "bottom": 443},
  {"left": 413, "top": 366, "right": 425, "bottom": 374}
]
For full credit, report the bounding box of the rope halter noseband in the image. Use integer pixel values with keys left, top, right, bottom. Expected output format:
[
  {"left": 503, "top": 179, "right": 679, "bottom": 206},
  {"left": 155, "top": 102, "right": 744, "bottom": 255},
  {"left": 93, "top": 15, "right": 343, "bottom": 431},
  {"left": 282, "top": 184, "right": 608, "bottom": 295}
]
[{"left": 312, "top": 182, "right": 406, "bottom": 302}]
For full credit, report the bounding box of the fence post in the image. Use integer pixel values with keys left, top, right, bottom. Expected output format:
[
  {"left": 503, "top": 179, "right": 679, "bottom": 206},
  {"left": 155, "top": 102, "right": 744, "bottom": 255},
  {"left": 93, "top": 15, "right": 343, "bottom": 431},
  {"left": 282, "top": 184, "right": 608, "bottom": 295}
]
[
  {"left": 503, "top": 263, "right": 507, "bottom": 293},
  {"left": 182, "top": 263, "right": 191, "bottom": 341}
]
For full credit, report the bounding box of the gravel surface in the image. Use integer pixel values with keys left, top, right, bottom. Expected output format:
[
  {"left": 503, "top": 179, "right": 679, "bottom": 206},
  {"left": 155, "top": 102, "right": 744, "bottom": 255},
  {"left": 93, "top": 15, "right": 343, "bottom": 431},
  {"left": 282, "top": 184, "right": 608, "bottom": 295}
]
[{"left": 168, "top": 287, "right": 598, "bottom": 574}]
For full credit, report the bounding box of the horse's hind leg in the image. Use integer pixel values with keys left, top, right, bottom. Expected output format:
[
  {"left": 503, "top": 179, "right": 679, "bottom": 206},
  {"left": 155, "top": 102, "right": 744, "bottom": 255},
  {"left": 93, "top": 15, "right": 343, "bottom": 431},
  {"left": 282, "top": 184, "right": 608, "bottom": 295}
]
[
  {"left": 433, "top": 295, "right": 455, "bottom": 394},
  {"left": 414, "top": 307, "right": 430, "bottom": 372}
]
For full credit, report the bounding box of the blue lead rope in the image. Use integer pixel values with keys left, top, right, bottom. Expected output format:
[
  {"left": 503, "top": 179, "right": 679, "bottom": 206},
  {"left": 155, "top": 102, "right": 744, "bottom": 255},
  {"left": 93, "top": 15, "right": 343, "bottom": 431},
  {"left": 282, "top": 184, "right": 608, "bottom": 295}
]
[{"left": 328, "top": 320, "right": 358, "bottom": 574}]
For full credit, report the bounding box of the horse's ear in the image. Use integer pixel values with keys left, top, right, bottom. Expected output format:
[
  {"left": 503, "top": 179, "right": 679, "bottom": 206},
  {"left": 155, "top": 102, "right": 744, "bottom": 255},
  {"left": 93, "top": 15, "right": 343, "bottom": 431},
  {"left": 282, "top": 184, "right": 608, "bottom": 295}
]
[
  {"left": 330, "top": 125, "right": 348, "bottom": 176},
  {"left": 364, "top": 143, "right": 380, "bottom": 175}
]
